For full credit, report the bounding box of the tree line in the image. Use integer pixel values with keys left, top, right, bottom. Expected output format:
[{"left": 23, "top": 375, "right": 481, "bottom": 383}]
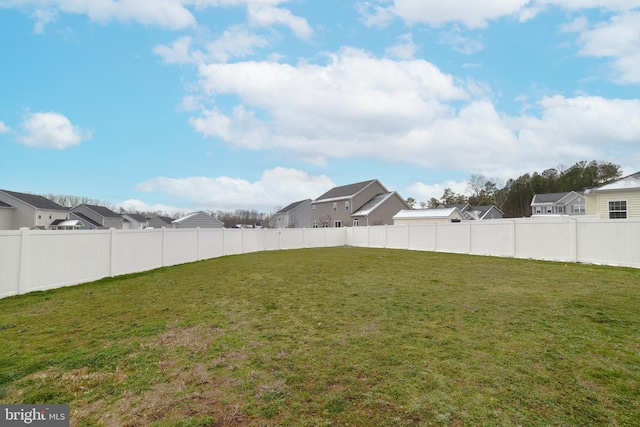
[{"left": 408, "top": 160, "right": 622, "bottom": 218}]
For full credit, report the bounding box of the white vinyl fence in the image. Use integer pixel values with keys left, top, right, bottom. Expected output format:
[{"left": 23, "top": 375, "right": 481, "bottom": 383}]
[{"left": 1, "top": 217, "right": 639, "bottom": 298}]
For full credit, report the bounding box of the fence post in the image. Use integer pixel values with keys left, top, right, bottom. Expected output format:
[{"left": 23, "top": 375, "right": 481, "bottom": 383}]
[
  {"left": 18, "top": 228, "right": 30, "bottom": 295},
  {"left": 407, "top": 224, "right": 411, "bottom": 250},
  {"left": 434, "top": 223, "right": 438, "bottom": 252}
]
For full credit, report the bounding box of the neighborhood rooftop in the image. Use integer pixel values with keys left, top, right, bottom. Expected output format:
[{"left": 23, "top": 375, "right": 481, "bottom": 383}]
[
  {"left": 0, "top": 189, "right": 67, "bottom": 211},
  {"left": 314, "top": 179, "right": 382, "bottom": 202}
]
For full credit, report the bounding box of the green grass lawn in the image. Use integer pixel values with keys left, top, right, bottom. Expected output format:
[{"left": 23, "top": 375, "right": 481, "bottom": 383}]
[{"left": 1, "top": 247, "right": 639, "bottom": 426}]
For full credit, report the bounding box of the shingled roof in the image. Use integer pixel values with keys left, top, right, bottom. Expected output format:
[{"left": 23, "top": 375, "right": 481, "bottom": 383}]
[
  {"left": 0, "top": 189, "right": 68, "bottom": 211},
  {"left": 314, "top": 180, "right": 383, "bottom": 202}
]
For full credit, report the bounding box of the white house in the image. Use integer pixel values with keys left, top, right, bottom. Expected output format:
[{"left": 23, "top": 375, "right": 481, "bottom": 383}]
[
  {"left": 393, "top": 207, "right": 465, "bottom": 225},
  {"left": 531, "top": 191, "right": 586, "bottom": 216},
  {"left": 585, "top": 172, "right": 640, "bottom": 219}
]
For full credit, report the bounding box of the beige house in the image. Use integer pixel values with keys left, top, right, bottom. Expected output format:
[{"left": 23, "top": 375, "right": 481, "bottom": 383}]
[
  {"left": 585, "top": 172, "right": 640, "bottom": 219},
  {"left": 312, "top": 179, "right": 410, "bottom": 227},
  {"left": 393, "top": 207, "right": 465, "bottom": 225},
  {"left": 0, "top": 189, "right": 70, "bottom": 230}
]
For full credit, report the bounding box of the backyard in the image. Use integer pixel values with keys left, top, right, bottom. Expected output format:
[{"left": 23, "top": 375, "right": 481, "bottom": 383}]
[{"left": 0, "top": 247, "right": 639, "bottom": 426}]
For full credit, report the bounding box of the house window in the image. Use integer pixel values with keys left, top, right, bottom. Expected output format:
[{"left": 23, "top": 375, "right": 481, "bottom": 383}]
[
  {"left": 572, "top": 204, "right": 585, "bottom": 213},
  {"left": 557, "top": 206, "right": 564, "bottom": 214},
  {"left": 546, "top": 207, "right": 552, "bottom": 213},
  {"left": 322, "top": 221, "right": 329, "bottom": 228},
  {"left": 353, "top": 219, "right": 359, "bottom": 227},
  {"left": 345, "top": 201, "right": 350, "bottom": 211},
  {"left": 333, "top": 202, "right": 337, "bottom": 212},
  {"left": 534, "top": 207, "right": 541, "bottom": 214},
  {"left": 312, "top": 221, "right": 318, "bottom": 228},
  {"left": 334, "top": 221, "right": 342, "bottom": 228},
  {"left": 609, "top": 201, "right": 627, "bottom": 219}
]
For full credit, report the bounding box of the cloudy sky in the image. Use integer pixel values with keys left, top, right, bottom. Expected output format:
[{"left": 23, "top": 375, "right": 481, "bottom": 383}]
[{"left": 1, "top": 0, "right": 639, "bottom": 214}]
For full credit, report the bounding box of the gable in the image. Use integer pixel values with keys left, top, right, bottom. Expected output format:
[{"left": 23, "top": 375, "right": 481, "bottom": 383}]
[{"left": 314, "top": 180, "right": 383, "bottom": 202}]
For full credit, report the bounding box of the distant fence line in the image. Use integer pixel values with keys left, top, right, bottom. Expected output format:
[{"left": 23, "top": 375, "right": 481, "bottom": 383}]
[{"left": 1, "top": 217, "right": 639, "bottom": 298}]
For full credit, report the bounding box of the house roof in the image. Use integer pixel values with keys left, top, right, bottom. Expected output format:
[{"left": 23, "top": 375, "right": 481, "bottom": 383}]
[
  {"left": 172, "top": 211, "right": 223, "bottom": 224},
  {"left": 314, "top": 179, "right": 384, "bottom": 202},
  {"left": 77, "top": 204, "right": 121, "bottom": 218},
  {"left": 0, "top": 189, "right": 68, "bottom": 211},
  {"left": 276, "top": 199, "right": 311, "bottom": 214},
  {"left": 352, "top": 192, "right": 394, "bottom": 216},
  {"left": 152, "top": 216, "right": 174, "bottom": 225},
  {"left": 471, "top": 205, "right": 504, "bottom": 219},
  {"left": 393, "top": 207, "right": 462, "bottom": 219},
  {"left": 0, "top": 200, "right": 12, "bottom": 208},
  {"left": 71, "top": 212, "right": 103, "bottom": 228},
  {"left": 531, "top": 191, "right": 584, "bottom": 205},
  {"left": 587, "top": 171, "right": 640, "bottom": 192},
  {"left": 122, "top": 213, "right": 147, "bottom": 223}
]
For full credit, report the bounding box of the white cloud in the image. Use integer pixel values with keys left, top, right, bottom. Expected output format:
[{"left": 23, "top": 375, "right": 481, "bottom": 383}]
[
  {"left": 153, "top": 27, "right": 269, "bottom": 65},
  {"left": 0, "top": 121, "right": 10, "bottom": 133},
  {"left": 358, "top": 0, "right": 640, "bottom": 28},
  {"left": 385, "top": 33, "right": 419, "bottom": 59},
  {"left": 117, "top": 199, "right": 188, "bottom": 216},
  {"left": 182, "top": 47, "right": 640, "bottom": 179},
  {"left": 376, "top": 0, "right": 531, "bottom": 29},
  {"left": 571, "top": 11, "right": 640, "bottom": 83},
  {"left": 136, "top": 167, "right": 334, "bottom": 211},
  {"left": 3, "top": 0, "right": 311, "bottom": 36},
  {"left": 438, "top": 26, "right": 484, "bottom": 54},
  {"left": 406, "top": 180, "right": 470, "bottom": 204},
  {"left": 18, "top": 111, "right": 92, "bottom": 149}
]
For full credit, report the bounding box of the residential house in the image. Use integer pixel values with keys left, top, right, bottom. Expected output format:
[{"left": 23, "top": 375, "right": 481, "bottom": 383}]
[
  {"left": 530, "top": 191, "right": 586, "bottom": 216},
  {"left": 0, "top": 200, "right": 13, "bottom": 230},
  {"left": 271, "top": 199, "right": 312, "bottom": 228},
  {"left": 393, "top": 207, "right": 465, "bottom": 225},
  {"left": 71, "top": 204, "right": 124, "bottom": 229},
  {"left": 585, "top": 171, "right": 640, "bottom": 219},
  {"left": 445, "top": 204, "right": 504, "bottom": 220},
  {"left": 172, "top": 211, "right": 224, "bottom": 228},
  {"left": 0, "top": 189, "right": 70, "bottom": 230},
  {"left": 122, "top": 213, "right": 149, "bottom": 230},
  {"left": 351, "top": 192, "right": 410, "bottom": 226},
  {"left": 148, "top": 216, "right": 175, "bottom": 228},
  {"left": 311, "top": 179, "right": 409, "bottom": 227}
]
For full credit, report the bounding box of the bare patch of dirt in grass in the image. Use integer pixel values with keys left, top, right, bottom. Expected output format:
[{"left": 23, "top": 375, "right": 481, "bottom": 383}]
[{"left": 65, "top": 325, "right": 258, "bottom": 426}]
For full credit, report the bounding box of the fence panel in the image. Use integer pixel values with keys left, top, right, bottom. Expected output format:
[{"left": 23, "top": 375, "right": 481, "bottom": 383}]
[
  {"left": 164, "top": 229, "right": 199, "bottom": 266},
  {"left": 435, "top": 223, "right": 471, "bottom": 254},
  {"left": 577, "top": 219, "right": 640, "bottom": 268},
  {"left": 514, "top": 219, "right": 573, "bottom": 262},
  {"left": 112, "top": 229, "right": 163, "bottom": 276},
  {"left": 469, "top": 221, "right": 515, "bottom": 257},
  {"left": 386, "top": 225, "right": 409, "bottom": 249},
  {"left": 406, "top": 224, "right": 436, "bottom": 251},
  {"left": 199, "top": 229, "right": 225, "bottom": 259},
  {"left": 0, "top": 231, "right": 21, "bottom": 298},
  {"left": 27, "top": 230, "right": 112, "bottom": 292}
]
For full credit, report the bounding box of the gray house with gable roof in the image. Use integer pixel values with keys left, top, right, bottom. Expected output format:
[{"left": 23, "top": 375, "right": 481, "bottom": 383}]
[
  {"left": 531, "top": 191, "right": 586, "bottom": 216},
  {"left": 0, "top": 189, "right": 71, "bottom": 230},
  {"left": 71, "top": 204, "right": 124, "bottom": 229},
  {"left": 312, "top": 179, "right": 410, "bottom": 227},
  {"left": 271, "top": 199, "right": 312, "bottom": 228}
]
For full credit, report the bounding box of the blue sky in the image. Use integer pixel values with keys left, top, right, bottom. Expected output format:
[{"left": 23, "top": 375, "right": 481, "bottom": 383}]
[{"left": 1, "top": 0, "right": 639, "bottom": 214}]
